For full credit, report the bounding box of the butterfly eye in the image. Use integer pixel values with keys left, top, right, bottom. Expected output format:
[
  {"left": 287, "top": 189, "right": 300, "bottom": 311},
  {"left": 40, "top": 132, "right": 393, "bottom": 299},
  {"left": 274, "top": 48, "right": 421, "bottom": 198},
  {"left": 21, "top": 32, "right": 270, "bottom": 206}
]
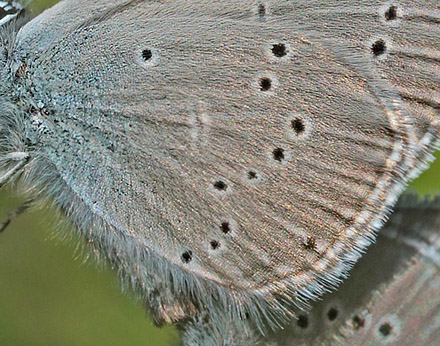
[
  {"left": 141, "top": 49, "right": 153, "bottom": 61},
  {"left": 271, "top": 43, "right": 287, "bottom": 58},
  {"left": 259, "top": 77, "right": 272, "bottom": 91},
  {"left": 272, "top": 148, "right": 285, "bottom": 162},
  {"left": 371, "top": 39, "right": 387, "bottom": 56},
  {"left": 384, "top": 5, "right": 398, "bottom": 21}
]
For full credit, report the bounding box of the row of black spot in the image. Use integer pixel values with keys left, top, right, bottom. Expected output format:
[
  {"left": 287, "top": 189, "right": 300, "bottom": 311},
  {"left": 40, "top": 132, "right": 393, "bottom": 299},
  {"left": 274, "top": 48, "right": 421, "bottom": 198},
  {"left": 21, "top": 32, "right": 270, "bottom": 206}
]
[
  {"left": 372, "top": 5, "right": 399, "bottom": 56},
  {"left": 298, "top": 7, "right": 399, "bottom": 334},
  {"left": 272, "top": 116, "right": 306, "bottom": 162},
  {"left": 260, "top": 42, "right": 307, "bottom": 162},
  {"left": 297, "top": 308, "right": 394, "bottom": 338},
  {"left": 297, "top": 5, "right": 398, "bottom": 337},
  {"left": 181, "top": 221, "right": 232, "bottom": 263},
  {"left": 140, "top": 7, "right": 396, "bottom": 63},
  {"left": 258, "top": 43, "right": 288, "bottom": 92},
  {"left": 139, "top": 44, "right": 231, "bottom": 264}
]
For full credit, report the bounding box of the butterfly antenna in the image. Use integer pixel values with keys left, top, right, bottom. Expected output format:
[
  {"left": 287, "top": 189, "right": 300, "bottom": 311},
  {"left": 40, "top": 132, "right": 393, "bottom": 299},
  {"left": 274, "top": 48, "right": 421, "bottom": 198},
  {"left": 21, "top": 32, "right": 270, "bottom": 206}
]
[
  {"left": 0, "top": 152, "right": 31, "bottom": 233},
  {"left": 0, "top": 152, "right": 29, "bottom": 189}
]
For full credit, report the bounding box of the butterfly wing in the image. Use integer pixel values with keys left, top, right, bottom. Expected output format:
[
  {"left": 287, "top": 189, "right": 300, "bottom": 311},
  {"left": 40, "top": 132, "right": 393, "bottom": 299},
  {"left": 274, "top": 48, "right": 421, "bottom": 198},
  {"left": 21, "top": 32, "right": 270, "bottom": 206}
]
[{"left": 11, "top": 0, "right": 436, "bottom": 325}]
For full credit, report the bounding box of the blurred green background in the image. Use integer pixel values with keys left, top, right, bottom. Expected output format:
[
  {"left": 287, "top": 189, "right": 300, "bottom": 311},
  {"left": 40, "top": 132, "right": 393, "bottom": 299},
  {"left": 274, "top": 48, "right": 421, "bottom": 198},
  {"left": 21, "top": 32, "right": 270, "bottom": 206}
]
[{"left": 0, "top": 1, "right": 439, "bottom": 346}]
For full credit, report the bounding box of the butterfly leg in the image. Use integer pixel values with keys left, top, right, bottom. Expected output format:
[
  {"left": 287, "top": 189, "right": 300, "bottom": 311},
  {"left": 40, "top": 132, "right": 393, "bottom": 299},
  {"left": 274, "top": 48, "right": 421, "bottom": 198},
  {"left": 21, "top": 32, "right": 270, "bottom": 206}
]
[{"left": 0, "top": 198, "right": 33, "bottom": 233}]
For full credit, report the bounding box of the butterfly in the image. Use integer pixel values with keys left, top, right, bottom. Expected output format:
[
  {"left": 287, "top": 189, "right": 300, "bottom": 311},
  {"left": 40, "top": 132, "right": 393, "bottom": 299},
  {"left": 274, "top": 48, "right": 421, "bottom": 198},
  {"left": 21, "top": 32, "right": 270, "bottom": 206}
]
[{"left": 0, "top": 1, "right": 438, "bottom": 344}]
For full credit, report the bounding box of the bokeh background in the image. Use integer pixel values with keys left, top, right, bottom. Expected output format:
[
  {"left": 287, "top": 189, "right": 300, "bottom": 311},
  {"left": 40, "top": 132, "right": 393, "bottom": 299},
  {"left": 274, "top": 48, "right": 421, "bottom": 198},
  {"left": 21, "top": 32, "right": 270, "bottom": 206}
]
[{"left": 0, "top": 1, "right": 439, "bottom": 345}]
